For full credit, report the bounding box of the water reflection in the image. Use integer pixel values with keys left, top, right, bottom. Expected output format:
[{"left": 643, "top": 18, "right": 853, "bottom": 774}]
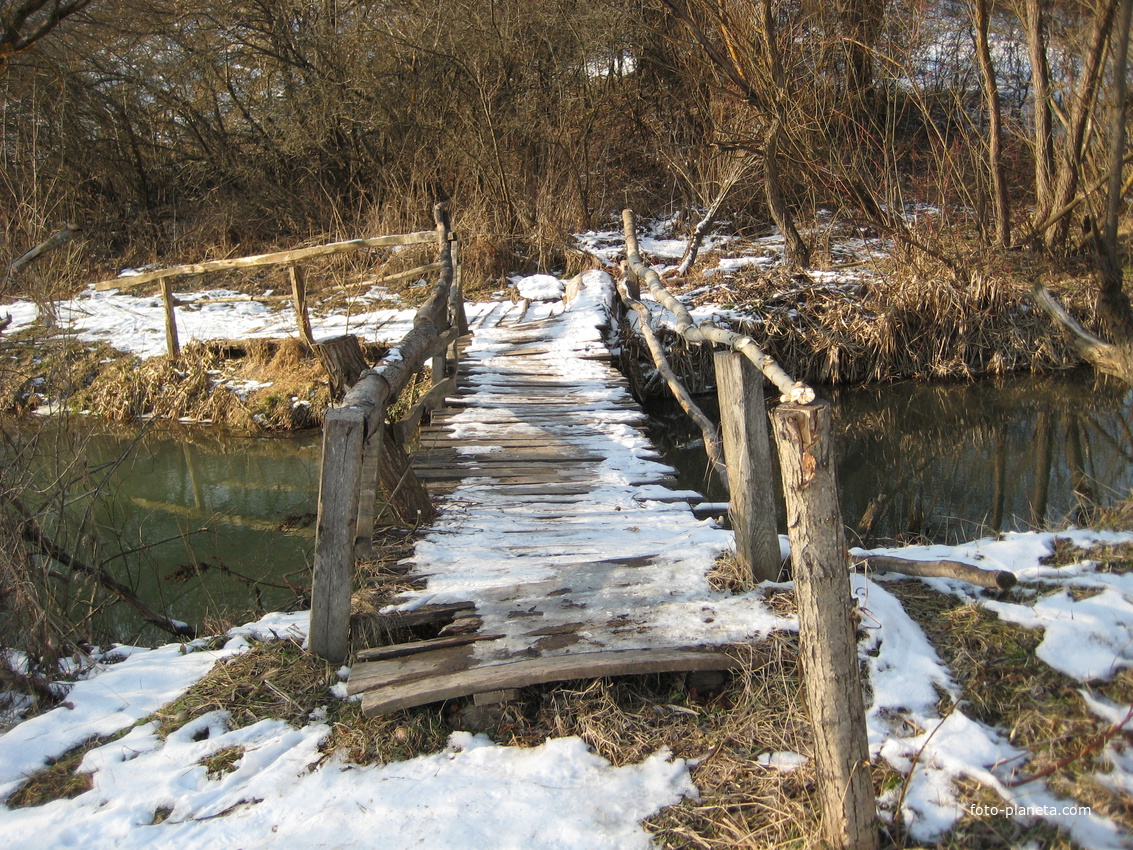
[
  {"left": 644, "top": 370, "right": 1133, "bottom": 546},
  {"left": 5, "top": 421, "right": 320, "bottom": 644}
]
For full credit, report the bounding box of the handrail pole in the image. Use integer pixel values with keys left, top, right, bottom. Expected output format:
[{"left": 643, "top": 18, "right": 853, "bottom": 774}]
[{"left": 310, "top": 208, "right": 462, "bottom": 663}]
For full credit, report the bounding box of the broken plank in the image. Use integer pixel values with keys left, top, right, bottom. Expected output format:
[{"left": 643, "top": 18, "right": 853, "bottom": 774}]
[
  {"left": 347, "top": 643, "right": 481, "bottom": 696},
  {"left": 354, "top": 601, "right": 475, "bottom": 630},
  {"left": 355, "top": 632, "right": 505, "bottom": 663},
  {"left": 359, "top": 647, "right": 748, "bottom": 716}
]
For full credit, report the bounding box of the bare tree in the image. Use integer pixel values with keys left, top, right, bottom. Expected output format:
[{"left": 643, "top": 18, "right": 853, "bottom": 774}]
[
  {"left": 657, "top": 0, "right": 812, "bottom": 267},
  {"left": 1033, "top": 0, "right": 1133, "bottom": 381},
  {"left": 0, "top": 0, "right": 94, "bottom": 71},
  {"left": 970, "top": 0, "right": 1011, "bottom": 247},
  {"left": 1023, "top": 0, "right": 1120, "bottom": 250}
]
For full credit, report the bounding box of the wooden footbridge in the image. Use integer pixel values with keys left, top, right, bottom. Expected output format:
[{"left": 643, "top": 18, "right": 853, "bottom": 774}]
[
  {"left": 343, "top": 275, "right": 769, "bottom": 716},
  {"left": 88, "top": 204, "right": 900, "bottom": 846},
  {"left": 306, "top": 207, "right": 855, "bottom": 725}
]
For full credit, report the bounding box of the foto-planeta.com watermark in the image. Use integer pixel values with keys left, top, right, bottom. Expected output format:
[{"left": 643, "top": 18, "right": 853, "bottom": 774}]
[{"left": 969, "top": 804, "right": 1092, "bottom": 818}]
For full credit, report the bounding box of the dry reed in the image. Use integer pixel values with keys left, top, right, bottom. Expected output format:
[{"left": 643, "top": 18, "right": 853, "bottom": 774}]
[{"left": 677, "top": 249, "right": 1089, "bottom": 386}]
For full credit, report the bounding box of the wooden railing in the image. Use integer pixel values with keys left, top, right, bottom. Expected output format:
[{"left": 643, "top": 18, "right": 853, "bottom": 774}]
[
  {"left": 94, "top": 228, "right": 451, "bottom": 357},
  {"left": 619, "top": 209, "right": 876, "bottom": 850},
  {"left": 308, "top": 204, "right": 467, "bottom": 664}
]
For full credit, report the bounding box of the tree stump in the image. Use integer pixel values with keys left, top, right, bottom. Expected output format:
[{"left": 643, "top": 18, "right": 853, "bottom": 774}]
[{"left": 316, "top": 335, "right": 369, "bottom": 400}]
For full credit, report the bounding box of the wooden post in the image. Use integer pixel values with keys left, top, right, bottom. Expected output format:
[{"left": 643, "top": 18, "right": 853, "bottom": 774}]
[
  {"left": 310, "top": 407, "right": 366, "bottom": 664},
  {"left": 160, "top": 278, "right": 180, "bottom": 358},
  {"left": 354, "top": 402, "right": 387, "bottom": 559},
  {"left": 378, "top": 425, "right": 434, "bottom": 525},
  {"left": 290, "top": 265, "right": 315, "bottom": 347},
  {"left": 714, "top": 350, "right": 780, "bottom": 582},
  {"left": 450, "top": 236, "right": 469, "bottom": 334},
  {"left": 771, "top": 401, "right": 877, "bottom": 850}
]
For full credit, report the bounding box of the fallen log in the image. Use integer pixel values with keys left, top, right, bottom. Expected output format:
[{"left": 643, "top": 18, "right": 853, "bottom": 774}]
[
  {"left": 855, "top": 554, "right": 1017, "bottom": 590},
  {"left": 1031, "top": 282, "right": 1133, "bottom": 381}
]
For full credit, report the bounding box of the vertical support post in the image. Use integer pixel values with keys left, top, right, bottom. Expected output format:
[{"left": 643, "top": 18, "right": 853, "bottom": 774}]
[
  {"left": 450, "top": 236, "right": 469, "bottom": 334},
  {"left": 354, "top": 405, "right": 387, "bottom": 559},
  {"left": 160, "top": 278, "right": 180, "bottom": 358},
  {"left": 433, "top": 212, "right": 453, "bottom": 386},
  {"left": 290, "top": 264, "right": 316, "bottom": 347},
  {"left": 431, "top": 351, "right": 447, "bottom": 386},
  {"left": 310, "top": 407, "right": 366, "bottom": 664},
  {"left": 714, "top": 350, "right": 780, "bottom": 582},
  {"left": 771, "top": 401, "right": 877, "bottom": 850}
]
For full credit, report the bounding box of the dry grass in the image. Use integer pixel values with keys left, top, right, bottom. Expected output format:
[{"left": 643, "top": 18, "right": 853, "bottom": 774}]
[
  {"left": 199, "top": 745, "right": 245, "bottom": 779},
  {"left": 886, "top": 576, "right": 1133, "bottom": 841},
  {"left": 140, "top": 631, "right": 833, "bottom": 848},
  {"left": 1, "top": 334, "right": 342, "bottom": 430},
  {"left": 467, "top": 637, "right": 831, "bottom": 849},
  {"left": 3, "top": 731, "right": 124, "bottom": 807},
  {"left": 679, "top": 245, "right": 1089, "bottom": 385}
]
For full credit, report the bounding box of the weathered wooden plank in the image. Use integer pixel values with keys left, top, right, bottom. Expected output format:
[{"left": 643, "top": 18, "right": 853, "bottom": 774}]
[
  {"left": 348, "top": 643, "right": 481, "bottom": 695},
  {"left": 358, "top": 648, "right": 746, "bottom": 716},
  {"left": 358, "top": 601, "right": 475, "bottom": 630},
  {"left": 448, "top": 399, "right": 640, "bottom": 409},
  {"left": 160, "top": 279, "right": 180, "bottom": 358},
  {"left": 289, "top": 265, "right": 315, "bottom": 347},
  {"left": 344, "top": 261, "right": 445, "bottom": 293},
  {"left": 393, "top": 376, "right": 457, "bottom": 443},
  {"left": 487, "top": 346, "right": 611, "bottom": 359},
  {"left": 354, "top": 410, "right": 386, "bottom": 558},
  {"left": 355, "top": 633, "right": 505, "bottom": 663},
  {"left": 771, "top": 401, "right": 876, "bottom": 849},
  {"left": 715, "top": 350, "right": 780, "bottom": 582}
]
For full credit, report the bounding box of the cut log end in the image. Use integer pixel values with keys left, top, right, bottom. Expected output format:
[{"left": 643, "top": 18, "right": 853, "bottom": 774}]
[{"left": 857, "top": 554, "right": 1017, "bottom": 591}]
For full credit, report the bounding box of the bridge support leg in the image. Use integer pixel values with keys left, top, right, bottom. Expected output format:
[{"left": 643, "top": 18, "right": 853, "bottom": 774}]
[
  {"left": 310, "top": 407, "right": 366, "bottom": 664},
  {"left": 714, "top": 350, "right": 780, "bottom": 582},
  {"left": 772, "top": 401, "right": 877, "bottom": 850},
  {"left": 354, "top": 404, "right": 388, "bottom": 558}
]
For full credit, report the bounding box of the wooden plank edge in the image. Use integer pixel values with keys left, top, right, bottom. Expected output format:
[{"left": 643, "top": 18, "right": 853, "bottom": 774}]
[
  {"left": 355, "top": 632, "right": 505, "bottom": 663},
  {"left": 359, "top": 646, "right": 746, "bottom": 716}
]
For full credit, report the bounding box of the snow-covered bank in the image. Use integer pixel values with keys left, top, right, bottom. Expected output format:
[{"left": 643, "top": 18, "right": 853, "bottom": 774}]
[
  {"left": 0, "top": 612, "right": 696, "bottom": 850},
  {"left": 0, "top": 531, "right": 1130, "bottom": 847}
]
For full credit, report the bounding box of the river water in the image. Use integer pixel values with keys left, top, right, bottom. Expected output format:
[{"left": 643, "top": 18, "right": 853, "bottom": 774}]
[
  {"left": 646, "top": 369, "right": 1133, "bottom": 547},
  {"left": 8, "top": 422, "right": 320, "bottom": 644},
  {"left": 9, "top": 369, "right": 1132, "bottom": 644}
]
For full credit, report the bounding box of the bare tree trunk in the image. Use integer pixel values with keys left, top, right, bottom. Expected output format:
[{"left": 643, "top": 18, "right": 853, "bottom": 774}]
[
  {"left": 1097, "top": 0, "right": 1133, "bottom": 337},
  {"left": 1045, "top": 0, "right": 1119, "bottom": 251},
  {"left": 1024, "top": 0, "right": 1056, "bottom": 230},
  {"left": 838, "top": 0, "right": 882, "bottom": 114},
  {"left": 757, "top": 0, "right": 810, "bottom": 269},
  {"left": 971, "top": 0, "right": 1011, "bottom": 247},
  {"left": 765, "top": 119, "right": 811, "bottom": 269}
]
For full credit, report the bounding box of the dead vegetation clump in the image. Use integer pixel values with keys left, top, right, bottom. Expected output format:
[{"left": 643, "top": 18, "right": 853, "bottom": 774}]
[
  {"left": 481, "top": 637, "right": 830, "bottom": 849},
  {"left": 3, "top": 734, "right": 108, "bottom": 808},
  {"left": 0, "top": 334, "right": 347, "bottom": 429},
  {"left": 679, "top": 248, "right": 1088, "bottom": 385},
  {"left": 151, "top": 636, "right": 451, "bottom": 767}
]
